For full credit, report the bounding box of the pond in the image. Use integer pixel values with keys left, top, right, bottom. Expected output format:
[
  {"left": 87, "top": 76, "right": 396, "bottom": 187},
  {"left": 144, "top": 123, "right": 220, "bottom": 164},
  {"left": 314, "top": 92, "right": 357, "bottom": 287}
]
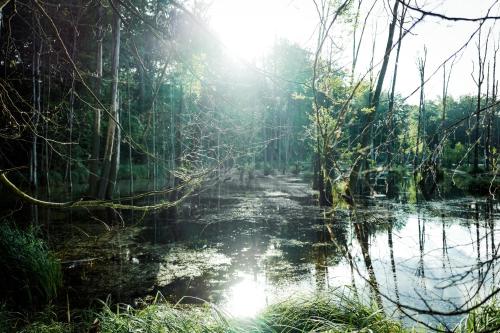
[{"left": 49, "top": 173, "right": 499, "bottom": 329}]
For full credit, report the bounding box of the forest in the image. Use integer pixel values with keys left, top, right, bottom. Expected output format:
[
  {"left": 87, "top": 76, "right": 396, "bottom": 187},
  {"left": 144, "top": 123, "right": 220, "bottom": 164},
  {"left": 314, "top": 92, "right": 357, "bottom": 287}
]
[{"left": 0, "top": 0, "right": 499, "bottom": 332}]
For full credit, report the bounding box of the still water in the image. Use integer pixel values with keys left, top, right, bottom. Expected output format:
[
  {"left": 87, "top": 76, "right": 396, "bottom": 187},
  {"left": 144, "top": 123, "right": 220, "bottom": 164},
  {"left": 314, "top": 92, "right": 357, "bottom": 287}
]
[{"left": 52, "top": 174, "right": 499, "bottom": 328}]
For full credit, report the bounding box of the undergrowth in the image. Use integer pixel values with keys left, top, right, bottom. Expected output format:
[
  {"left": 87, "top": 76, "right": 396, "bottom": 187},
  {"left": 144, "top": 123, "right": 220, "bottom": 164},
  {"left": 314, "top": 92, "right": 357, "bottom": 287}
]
[
  {"left": 0, "top": 223, "right": 62, "bottom": 311},
  {"left": 1, "top": 292, "right": 499, "bottom": 332}
]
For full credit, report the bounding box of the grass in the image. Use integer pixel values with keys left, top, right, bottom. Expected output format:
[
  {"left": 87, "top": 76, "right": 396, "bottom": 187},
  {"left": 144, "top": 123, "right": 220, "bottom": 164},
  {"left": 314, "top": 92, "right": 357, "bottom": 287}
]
[
  {"left": 455, "top": 301, "right": 500, "bottom": 333},
  {"left": 0, "top": 223, "right": 62, "bottom": 310},
  {"left": 1, "top": 292, "right": 413, "bottom": 333},
  {"left": 256, "top": 294, "right": 408, "bottom": 333},
  {"left": 2, "top": 291, "right": 499, "bottom": 332}
]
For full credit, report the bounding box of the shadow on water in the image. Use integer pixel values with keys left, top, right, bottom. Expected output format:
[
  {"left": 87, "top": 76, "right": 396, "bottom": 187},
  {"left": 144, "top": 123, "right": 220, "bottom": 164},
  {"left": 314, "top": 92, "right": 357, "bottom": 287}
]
[{"left": 47, "top": 173, "right": 499, "bottom": 327}]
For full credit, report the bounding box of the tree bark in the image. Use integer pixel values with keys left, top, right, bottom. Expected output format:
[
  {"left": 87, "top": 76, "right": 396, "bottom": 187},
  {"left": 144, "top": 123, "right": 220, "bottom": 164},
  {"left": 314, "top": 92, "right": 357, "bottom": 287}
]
[
  {"left": 414, "top": 48, "right": 427, "bottom": 171},
  {"left": 98, "top": 0, "right": 121, "bottom": 199},
  {"left": 351, "top": 0, "right": 400, "bottom": 195},
  {"left": 89, "top": 3, "right": 104, "bottom": 197},
  {"left": 486, "top": 44, "right": 497, "bottom": 172}
]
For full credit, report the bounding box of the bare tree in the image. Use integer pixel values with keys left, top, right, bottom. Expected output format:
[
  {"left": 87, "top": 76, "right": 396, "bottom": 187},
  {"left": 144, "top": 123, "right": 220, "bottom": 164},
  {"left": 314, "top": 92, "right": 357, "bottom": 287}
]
[
  {"left": 350, "top": 0, "right": 400, "bottom": 195},
  {"left": 472, "top": 27, "right": 491, "bottom": 174},
  {"left": 88, "top": 2, "right": 104, "bottom": 197},
  {"left": 98, "top": 0, "right": 121, "bottom": 199},
  {"left": 414, "top": 47, "right": 427, "bottom": 171}
]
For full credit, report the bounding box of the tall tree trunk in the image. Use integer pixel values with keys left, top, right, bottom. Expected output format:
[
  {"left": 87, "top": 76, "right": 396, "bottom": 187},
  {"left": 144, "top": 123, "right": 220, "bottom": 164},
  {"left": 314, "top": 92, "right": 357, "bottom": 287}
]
[
  {"left": 106, "top": 107, "right": 121, "bottom": 199},
  {"left": 486, "top": 44, "right": 497, "bottom": 172},
  {"left": 98, "top": 0, "right": 121, "bottom": 199},
  {"left": 473, "top": 27, "right": 490, "bottom": 174},
  {"left": 439, "top": 59, "right": 454, "bottom": 168},
  {"left": 66, "top": 28, "right": 77, "bottom": 199},
  {"left": 89, "top": 3, "right": 104, "bottom": 197},
  {"left": 169, "top": 84, "right": 183, "bottom": 217},
  {"left": 386, "top": 5, "right": 405, "bottom": 167},
  {"left": 385, "top": 4, "right": 406, "bottom": 196},
  {"left": 473, "top": 70, "right": 482, "bottom": 174},
  {"left": 414, "top": 48, "right": 427, "bottom": 171},
  {"left": 351, "top": 0, "right": 399, "bottom": 195},
  {"left": 30, "top": 14, "right": 42, "bottom": 224}
]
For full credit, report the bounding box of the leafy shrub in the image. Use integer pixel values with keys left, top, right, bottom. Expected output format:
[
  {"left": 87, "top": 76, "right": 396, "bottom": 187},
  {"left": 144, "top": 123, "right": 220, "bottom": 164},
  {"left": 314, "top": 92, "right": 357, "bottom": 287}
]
[
  {"left": 0, "top": 224, "right": 62, "bottom": 310},
  {"left": 455, "top": 300, "right": 500, "bottom": 333}
]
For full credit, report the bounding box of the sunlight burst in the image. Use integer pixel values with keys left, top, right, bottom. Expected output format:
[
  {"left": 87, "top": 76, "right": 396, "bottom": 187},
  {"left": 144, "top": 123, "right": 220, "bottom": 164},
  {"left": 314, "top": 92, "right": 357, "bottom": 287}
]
[
  {"left": 209, "top": 0, "right": 278, "bottom": 61},
  {"left": 223, "top": 273, "right": 267, "bottom": 317}
]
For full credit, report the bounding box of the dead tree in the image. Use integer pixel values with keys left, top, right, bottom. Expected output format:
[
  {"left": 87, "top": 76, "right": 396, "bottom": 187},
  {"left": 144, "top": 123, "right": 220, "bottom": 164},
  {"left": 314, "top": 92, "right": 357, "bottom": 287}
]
[{"left": 98, "top": 0, "right": 121, "bottom": 199}]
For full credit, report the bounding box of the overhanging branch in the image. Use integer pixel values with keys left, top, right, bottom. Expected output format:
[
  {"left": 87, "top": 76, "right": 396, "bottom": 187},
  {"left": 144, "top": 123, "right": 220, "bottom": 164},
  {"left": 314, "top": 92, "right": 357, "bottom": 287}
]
[{"left": 399, "top": 0, "right": 500, "bottom": 22}]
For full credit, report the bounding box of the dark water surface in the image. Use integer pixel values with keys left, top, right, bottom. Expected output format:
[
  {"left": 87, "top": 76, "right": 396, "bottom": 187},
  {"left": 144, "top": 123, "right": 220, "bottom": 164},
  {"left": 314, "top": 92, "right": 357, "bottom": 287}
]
[{"left": 49, "top": 174, "right": 500, "bottom": 328}]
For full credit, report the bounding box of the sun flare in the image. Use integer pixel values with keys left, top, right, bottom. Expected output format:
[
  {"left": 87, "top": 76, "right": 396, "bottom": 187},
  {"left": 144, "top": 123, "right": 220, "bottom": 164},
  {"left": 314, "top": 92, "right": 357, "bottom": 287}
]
[{"left": 209, "top": 0, "right": 279, "bottom": 61}]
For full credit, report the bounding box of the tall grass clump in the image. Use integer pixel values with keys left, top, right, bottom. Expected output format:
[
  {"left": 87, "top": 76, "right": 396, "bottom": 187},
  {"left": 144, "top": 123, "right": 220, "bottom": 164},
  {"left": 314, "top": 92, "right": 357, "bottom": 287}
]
[
  {"left": 454, "top": 300, "right": 500, "bottom": 333},
  {"left": 0, "top": 223, "right": 62, "bottom": 310},
  {"left": 6, "top": 292, "right": 500, "bottom": 332},
  {"left": 91, "top": 301, "right": 232, "bottom": 333},
  {"left": 87, "top": 293, "right": 410, "bottom": 333},
  {"left": 256, "top": 294, "right": 408, "bottom": 333}
]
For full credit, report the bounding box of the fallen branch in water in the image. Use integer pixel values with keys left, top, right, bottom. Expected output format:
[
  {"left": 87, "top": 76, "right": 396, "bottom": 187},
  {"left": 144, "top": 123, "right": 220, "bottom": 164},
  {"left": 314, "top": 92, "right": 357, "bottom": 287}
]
[{"left": 0, "top": 168, "right": 196, "bottom": 211}]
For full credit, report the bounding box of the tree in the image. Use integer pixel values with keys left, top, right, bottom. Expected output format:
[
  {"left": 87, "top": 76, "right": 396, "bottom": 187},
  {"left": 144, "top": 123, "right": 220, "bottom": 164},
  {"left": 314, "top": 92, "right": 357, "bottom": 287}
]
[
  {"left": 350, "top": 0, "right": 400, "bottom": 195},
  {"left": 97, "top": 0, "right": 121, "bottom": 200},
  {"left": 88, "top": 2, "right": 104, "bottom": 197}
]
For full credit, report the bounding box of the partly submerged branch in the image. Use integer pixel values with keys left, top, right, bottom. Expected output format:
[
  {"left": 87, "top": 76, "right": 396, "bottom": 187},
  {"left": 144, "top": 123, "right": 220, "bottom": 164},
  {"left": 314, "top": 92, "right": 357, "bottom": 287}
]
[{"left": 0, "top": 168, "right": 199, "bottom": 211}]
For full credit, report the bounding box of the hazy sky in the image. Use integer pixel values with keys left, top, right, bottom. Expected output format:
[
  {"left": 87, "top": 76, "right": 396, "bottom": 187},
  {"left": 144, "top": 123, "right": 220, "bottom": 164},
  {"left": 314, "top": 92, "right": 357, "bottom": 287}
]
[{"left": 208, "top": 0, "right": 500, "bottom": 104}]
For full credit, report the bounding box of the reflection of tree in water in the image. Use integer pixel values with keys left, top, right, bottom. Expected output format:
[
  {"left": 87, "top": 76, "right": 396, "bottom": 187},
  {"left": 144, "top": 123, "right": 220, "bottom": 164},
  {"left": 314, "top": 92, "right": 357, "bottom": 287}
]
[
  {"left": 327, "top": 207, "right": 392, "bottom": 311},
  {"left": 387, "top": 221, "right": 401, "bottom": 311},
  {"left": 442, "top": 214, "right": 449, "bottom": 270},
  {"left": 354, "top": 219, "right": 384, "bottom": 310},
  {"left": 331, "top": 199, "right": 500, "bottom": 331},
  {"left": 475, "top": 202, "right": 483, "bottom": 283},
  {"left": 311, "top": 220, "right": 349, "bottom": 291},
  {"left": 415, "top": 211, "right": 426, "bottom": 289},
  {"left": 313, "top": 226, "right": 329, "bottom": 291},
  {"left": 486, "top": 198, "right": 496, "bottom": 285}
]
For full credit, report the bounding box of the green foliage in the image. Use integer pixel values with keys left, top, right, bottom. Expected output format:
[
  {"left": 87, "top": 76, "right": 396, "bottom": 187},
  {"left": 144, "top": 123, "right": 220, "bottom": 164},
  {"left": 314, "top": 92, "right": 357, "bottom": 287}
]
[
  {"left": 92, "top": 302, "right": 231, "bottom": 333},
  {"left": 0, "top": 224, "right": 62, "bottom": 310},
  {"left": 258, "top": 294, "right": 407, "bottom": 333},
  {"left": 18, "top": 322, "right": 69, "bottom": 333},
  {"left": 455, "top": 301, "right": 500, "bottom": 333},
  {"left": 442, "top": 142, "right": 467, "bottom": 167},
  {"left": 8, "top": 293, "right": 500, "bottom": 333},
  {"left": 10, "top": 293, "right": 413, "bottom": 333},
  {"left": 452, "top": 171, "right": 500, "bottom": 195}
]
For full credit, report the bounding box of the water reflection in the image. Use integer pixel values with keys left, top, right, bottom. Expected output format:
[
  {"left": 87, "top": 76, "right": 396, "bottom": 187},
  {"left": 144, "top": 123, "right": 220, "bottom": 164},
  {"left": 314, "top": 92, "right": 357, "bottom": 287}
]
[
  {"left": 52, "top": 175, "right": 499, "bottom": 328},
  {"left": 224, "top": 273, "right": 266, "bottom": 317}
]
